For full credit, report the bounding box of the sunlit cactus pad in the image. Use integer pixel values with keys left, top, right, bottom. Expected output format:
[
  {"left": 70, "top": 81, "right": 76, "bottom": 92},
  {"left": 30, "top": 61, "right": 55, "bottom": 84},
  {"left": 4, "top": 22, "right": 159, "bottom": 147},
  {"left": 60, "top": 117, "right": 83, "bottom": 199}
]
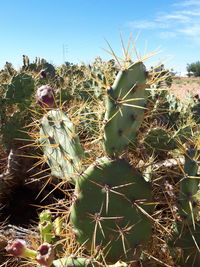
[
  {"left": 70, "top": 157, "right": 153, "bottom": 264},
  {"left": 42, "top": 257, "right": 95, "bottom": 267},
  {"left": 39, "top": 110, "right": 84, "bottom": 183},
  {"left": 104, "top": 61, "right": 147, "bottom": 156}
]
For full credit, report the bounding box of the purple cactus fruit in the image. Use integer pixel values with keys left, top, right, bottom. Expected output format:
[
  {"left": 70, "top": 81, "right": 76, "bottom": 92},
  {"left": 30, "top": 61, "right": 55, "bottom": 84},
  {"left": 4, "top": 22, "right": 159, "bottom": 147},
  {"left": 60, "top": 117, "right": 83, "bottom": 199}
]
[
  {"left": 194, "top": 93, "right": 200, "bottom": 100},
  {"left": 6, "top": 239, "right": 37, "bottom": 258},
  {"left": 6, "top": 239, "right": 26, "bottom": 257},
  {"left": 36, "top": 85, "right": 55, "bottom": 108},
  {"left": 40, "top": 69, "right": 47, "bottom": 78},
  {"left": 36, "top": 243, "right": 54, "bottom": 266}
]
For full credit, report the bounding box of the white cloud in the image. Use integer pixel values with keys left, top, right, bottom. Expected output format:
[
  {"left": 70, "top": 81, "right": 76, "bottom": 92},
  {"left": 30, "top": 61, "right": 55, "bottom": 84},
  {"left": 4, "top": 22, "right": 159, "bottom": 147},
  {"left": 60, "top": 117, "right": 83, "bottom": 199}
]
[
  {"left": 156, "top": 13, "right": 191, "bottom": 23},
  {"left": 159, "top": 31, "right": 177, "bottom": 39},
  {"left": 181, "top": 10, "right": 200, "bottom": 16},
  {"left": 127, "top": 20, "right": 167, "bottom": 30},
  {"left": 173, "top": 0, "right": 200, "bottom": 7},
  {"left": 127, "top": 0, "right": 200, "bottom": 42},
  {"left": 178, "top": 25, "right": 200, "bottom": 36}
]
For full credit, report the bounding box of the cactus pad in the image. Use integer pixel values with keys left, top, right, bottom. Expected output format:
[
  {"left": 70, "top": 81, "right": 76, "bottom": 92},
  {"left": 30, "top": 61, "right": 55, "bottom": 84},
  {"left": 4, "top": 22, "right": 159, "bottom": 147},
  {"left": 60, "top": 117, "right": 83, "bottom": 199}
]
[
  {"left": 70, "top": 157, "right": 153, "bottom": 264},
  {"left": 48, "top": 257, "right": 95, "bottom": 267},
  {"left": 4, "top": 72, "right": 34, "bottom": 106},
  {"left": 178, "top": 147, "right": 199, "bottom": 222},
  {"left": 39, "top": 110, "right": 84, "bottom": 183},
  {"left": 144, "top": 128, "right": 177, "bottom": 151},
  {"left": 169, "top": 223, "right": 200, "bottom": 267},
  {"left": 104, "top": 61, "right": 147, "bottom": 156}
]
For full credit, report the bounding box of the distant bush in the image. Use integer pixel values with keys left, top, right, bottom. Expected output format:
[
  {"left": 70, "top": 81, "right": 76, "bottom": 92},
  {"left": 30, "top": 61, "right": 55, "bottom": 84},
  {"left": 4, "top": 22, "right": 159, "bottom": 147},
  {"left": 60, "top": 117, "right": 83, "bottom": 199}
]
[{"left": 187, "top": 61, "right": 200, "bottom": 77}]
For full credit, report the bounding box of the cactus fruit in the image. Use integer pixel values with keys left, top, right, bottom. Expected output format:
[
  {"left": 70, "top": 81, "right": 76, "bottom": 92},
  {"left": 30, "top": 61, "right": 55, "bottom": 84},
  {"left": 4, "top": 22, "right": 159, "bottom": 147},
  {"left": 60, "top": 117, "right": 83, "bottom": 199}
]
[
  {"left": 6, "top": 239, "right": 37, "bottom": 258},
  {"left": 39, "top": 109, "right": 84, "bottom": 183},
  {"left": 36, "top": 243, "right": 54, "bottom": 267},
  {"left": 70, "top": 157, "right": 153, "bottom": 264},
  {"left": 36, "top": 85, "right": 55, "bottom": 108},
  {"left": 104, "top": 61, "right": 147, "bottom": 156},
  {"left": 39, "top": 210, "right": 53, "bottom": 243}
]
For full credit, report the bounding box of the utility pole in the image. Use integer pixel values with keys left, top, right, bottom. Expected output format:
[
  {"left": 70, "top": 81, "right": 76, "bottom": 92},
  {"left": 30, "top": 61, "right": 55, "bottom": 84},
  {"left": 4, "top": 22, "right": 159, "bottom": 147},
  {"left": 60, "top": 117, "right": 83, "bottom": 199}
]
[{"left": 62, "top": 44, "right": 68, "bottom": 63}]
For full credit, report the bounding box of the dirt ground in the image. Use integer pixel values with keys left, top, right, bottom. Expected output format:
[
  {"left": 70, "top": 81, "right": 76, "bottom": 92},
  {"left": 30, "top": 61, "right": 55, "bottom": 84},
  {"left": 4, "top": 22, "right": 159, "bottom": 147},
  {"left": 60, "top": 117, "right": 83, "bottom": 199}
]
[{"left": 170, "top": 77, "right": 200, "bottom": 100}]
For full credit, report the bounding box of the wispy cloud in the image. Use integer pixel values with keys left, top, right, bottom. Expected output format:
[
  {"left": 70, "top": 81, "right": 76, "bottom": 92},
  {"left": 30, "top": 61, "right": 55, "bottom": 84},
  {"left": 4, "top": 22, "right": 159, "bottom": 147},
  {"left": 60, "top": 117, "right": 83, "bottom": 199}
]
[
  {"left": 127, "top": 0, "right": 200, "bottom": 42},
  {"left": 179, "top": 25, "right": 200, "bottom": 36},
  {"left": 173, "top": 0, "right": 200, "bottom": 7},
  {"left": 159, "top": 31, "right": 177, "bottom": 39},
  {"left": 127, "top": 20, "right": 167, "bottom": 30}
]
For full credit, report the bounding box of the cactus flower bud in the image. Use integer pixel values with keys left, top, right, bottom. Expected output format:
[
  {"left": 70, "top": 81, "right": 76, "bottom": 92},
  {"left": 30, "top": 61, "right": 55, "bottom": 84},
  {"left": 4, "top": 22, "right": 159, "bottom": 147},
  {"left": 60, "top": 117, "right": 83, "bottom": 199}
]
[
  {"left": 36, "top": 243, "right": 54, "bottom": 266},
  {"left": 6, "top": 239, "right": 37, "bottom": 258},
  {"left": 36, "top": 85, "right": 55, "bottom": 108}
]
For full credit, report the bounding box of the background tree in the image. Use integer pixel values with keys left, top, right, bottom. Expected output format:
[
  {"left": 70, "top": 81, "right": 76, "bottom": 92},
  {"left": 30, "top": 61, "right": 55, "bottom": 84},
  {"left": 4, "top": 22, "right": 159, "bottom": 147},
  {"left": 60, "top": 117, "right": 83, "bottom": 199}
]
[{"left": 187, "top": 61, "right": 200, "bottom": 77}]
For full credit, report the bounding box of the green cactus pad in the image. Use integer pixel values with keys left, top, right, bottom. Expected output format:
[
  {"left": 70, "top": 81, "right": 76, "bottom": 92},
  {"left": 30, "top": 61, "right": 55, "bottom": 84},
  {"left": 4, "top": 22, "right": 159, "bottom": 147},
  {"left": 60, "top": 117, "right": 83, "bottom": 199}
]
[
  {"left": 174, "top": 125, "right": 192, "bottom": 144},
  {"left": 47, "top": 257, "right": 95, "bottom": 267},
  {"left": 104, "top": 61, "right": 147, "bottom": 156},
  {"left": 70, "top": 157, "right": 153, "bottom": 264},
  {"left": 39, "top": 110, "right": 84, "bottom": 183},
  {"left": 178, "top": 147, "right": 199, "bottom": 222},
  {"left": 192, "top": 100, "right": 200, "bottom": 124},
  {"left": 144, "top": 128, "right": 177, "bottom": 151},
  {"left": 169, "top": 223, "right": 200, "bottom": 267},
  {"left": 4, "top": 72, "right": 34, "bottom": 106},
  {"left": 48, "top": 257, "right": 127, "bottom": 267}
]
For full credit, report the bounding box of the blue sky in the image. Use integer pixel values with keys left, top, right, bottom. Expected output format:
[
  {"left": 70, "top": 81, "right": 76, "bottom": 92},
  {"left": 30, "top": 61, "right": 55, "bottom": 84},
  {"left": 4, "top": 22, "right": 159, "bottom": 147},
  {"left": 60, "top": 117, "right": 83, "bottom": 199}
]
[{"left": 0, "top": 0, "right": 199, "bottom": 73}]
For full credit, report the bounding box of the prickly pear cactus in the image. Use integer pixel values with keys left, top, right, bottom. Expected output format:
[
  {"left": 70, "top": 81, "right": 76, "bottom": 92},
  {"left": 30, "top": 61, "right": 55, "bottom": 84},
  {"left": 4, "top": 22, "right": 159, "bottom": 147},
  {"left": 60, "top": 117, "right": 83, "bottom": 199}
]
[
  {"left": 144, "top": 127, "right": 177, "bottom": 152},
  {"left": 46, "top": 257, "right": 96, "bottom": 267},
  {"left": 47, "top": 257, "right": 127, "bottom": 267},
  {"left": 0, "top": 72, "right": 35, "bottom": 149},
  {"left": 104, "top": 61, "right": 147, "bottom": 156},
  {"left": 70, "top": 157, "right": 153, "bottom": 264},
  {"left": 170, "top": 223, "right": 200, "bottom": 267},
  {"left": 192, "top": 99, "right": 200, "bottom": 124},
  {"left": 4, "top": 72, "right": 34, "bottom": 108},
  {"left": 178, "top": 147, "right": 199, "bottom": 223},
  {"left": 39, "top": 109, "right": 84, "bottom": 183},
  {"left": 168, "top": 147, "right": 200, "bottom": 266}
]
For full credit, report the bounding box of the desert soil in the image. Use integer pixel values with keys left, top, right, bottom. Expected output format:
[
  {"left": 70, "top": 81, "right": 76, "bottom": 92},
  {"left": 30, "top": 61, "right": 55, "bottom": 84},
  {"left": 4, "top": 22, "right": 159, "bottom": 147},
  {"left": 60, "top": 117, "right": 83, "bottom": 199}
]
[{"left": 170, "top": 77, "right": 200, "bottom": 100}]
